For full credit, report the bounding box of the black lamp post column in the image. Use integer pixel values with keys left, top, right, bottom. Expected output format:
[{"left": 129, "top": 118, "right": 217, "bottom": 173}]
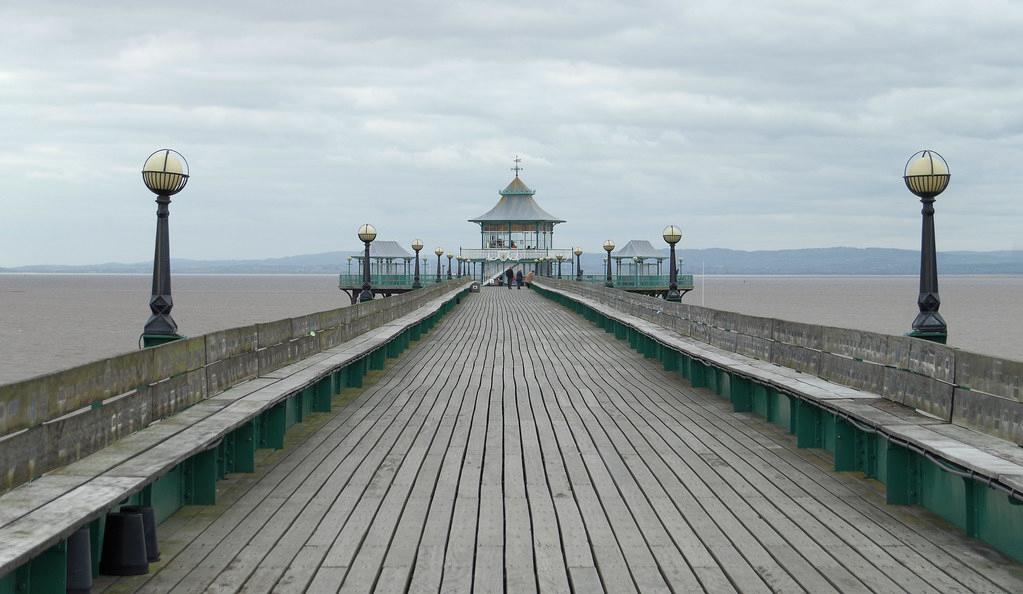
[
  {"left": 359, "top": 240, "right": 374, "bottom": 302},
  {"left": 357, "top": 223, "right": 376, "bottom": 302},
  {"left": 910, "top": 196, "right": 946, "bottom": 340},
  {"left": 447, "top": 255, "right": 453, "bottom": 279},
  {"left": 143, "top": 194, "right": 179, "bottom": 345},
  {"left": 411, "top": 240, "right": 423, "bottom": 289},
  {"left": 663, "top": 225, "right": 682, "bottom": 302},
  {"left": 141, "top": 148, "right": 189, "bottom": 348},
  {"left": 603, "top": 240, "right": 615, "bottom": 287},
  {"left": 903, "top": 150, "right": 950, "bottom": 344},
  {"left": 667, "top": 243, "right": 680, "bottom": 301},
  {"left": 575, "top": 250, "right": 582, "bottom": 280},
  {"left": 412, "top": 249, "right": 422, "bottom": 288}
]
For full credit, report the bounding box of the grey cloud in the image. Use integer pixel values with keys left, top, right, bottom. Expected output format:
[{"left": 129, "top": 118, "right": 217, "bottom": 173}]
[{"left": 0, "top": 0, "right": 1020, "bottom": 266}]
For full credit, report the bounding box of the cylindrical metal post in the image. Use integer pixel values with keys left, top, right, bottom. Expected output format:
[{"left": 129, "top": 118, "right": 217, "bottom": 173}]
[
  {"left": 412, "top": 248, "right": 422, "bottom": 289},
  {"left": 143, "top": 195, "right": 180, "bottom": 344},
  {"left": 910, "top": 196, "right": 947, "bottom": 340},
  {"left": 359, "top": 241, "right": 374, "bottom": 302},
  {"left": 666, "top": 242, "right": 681, "bottom": 302}
]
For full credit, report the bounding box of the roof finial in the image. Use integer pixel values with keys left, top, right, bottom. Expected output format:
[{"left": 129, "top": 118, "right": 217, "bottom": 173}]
[{"left": 511, "top": 155, "right": 523, "bottom": 177}]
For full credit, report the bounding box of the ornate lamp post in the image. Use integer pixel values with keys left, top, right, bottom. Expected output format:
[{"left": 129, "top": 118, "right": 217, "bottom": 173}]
[
  {"left": 574, "top": 247, "right": 583, "bottom": 280},
  {"left": 904, "top": 150, "right": 951, "bottom": 343},
  {"left": 434, "top": 247, "right": 444, "bottom": 282},
  {"left": 141, "top": 149, "right": 189, "bottom": 347},
  {"left": 663, "top": 224, "right": 683, "bottom": 302},
  {"left": 446, "top": 254, "right": 453, "bottom": 279},
  {"left": 556, "top": 254, "right": 565, "bottom": 279},
  {"left": 357, "top": 224, "right": 376, "bottom": 302},
  {"left": 411, "top": 239, "right": 424, "bottom": 289},
  {"left": 603, "top": 240, "right": 615, "bottom": 287}
]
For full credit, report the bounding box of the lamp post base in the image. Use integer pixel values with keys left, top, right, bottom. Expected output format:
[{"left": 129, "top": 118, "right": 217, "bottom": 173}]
[
  {"left": 142, "top": 333, "right": 184, "bottom": 348},
  {"left": 906, "top": 329, "right": 947, "bottom": 344},
  {"left": 359, "top": 289, "right": 374, "bottom": 302},
  {"left": 666, "top": 289, "right": 681, "bottom": 302},
  {"left": 412, "top": 282, "right": 422, "bottom": 289},
  {"left": 605, "top": 281, "right": 614, "bottom": 288}
]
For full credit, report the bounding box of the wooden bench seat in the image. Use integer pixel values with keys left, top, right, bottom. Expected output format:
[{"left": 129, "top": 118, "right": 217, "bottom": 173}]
[{"left": 0, "top": 284, "right": 468, "bottom": 581}]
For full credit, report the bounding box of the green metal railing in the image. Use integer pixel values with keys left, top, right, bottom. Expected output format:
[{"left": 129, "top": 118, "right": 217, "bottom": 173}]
[
  {"left": 338, "top": 273, "right": 451, "bottom": 288},
  {"left": 576, "top": 274, "right": 694, "bottom": 289}
]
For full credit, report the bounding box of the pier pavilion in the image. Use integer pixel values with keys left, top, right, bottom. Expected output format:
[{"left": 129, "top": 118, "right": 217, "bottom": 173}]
[
  {"left": 580, "top": 239, "right": 695, "bottom": 298},
  {"left": 338, "top": 241, "right": 420, "bottom": 303},
  {"left": 460, "top": 165, "right": 572, "bottom": 282}
]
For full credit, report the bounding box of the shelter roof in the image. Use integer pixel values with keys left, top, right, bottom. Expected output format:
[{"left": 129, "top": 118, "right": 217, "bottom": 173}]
[
  {"left": 612, "top": 240, "right": 667, "bottom": 260},
  {"left": 353, "top": 240, "right": 413, "bottom": 259},
  {"left": 468, "top": 175, "right": 565, "bottom": 224}
]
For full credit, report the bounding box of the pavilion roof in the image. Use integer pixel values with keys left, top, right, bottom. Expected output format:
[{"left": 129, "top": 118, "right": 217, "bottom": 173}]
[
  {"left": 612, "top": 240, "right": 667, "bottom": 260},
  {"left": 468, "top": 175, "right": 565, "bottom": 224},
  {"left": 352, "top": 240, "right": 414, "bottom": 260}
]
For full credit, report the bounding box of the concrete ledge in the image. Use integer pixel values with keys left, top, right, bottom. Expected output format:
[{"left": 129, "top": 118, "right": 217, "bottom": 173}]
[
  {"left": 537, "top": 278, "right": 1020, "bottom": 440},
  {"left": 0, "top": 280, "right": 467, "bottom": 494}
]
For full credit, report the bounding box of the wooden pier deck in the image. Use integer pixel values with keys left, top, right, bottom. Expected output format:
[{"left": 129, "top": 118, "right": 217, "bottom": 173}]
[{"left": 103, "top": 288, "right": 1023, "bottom": 593}]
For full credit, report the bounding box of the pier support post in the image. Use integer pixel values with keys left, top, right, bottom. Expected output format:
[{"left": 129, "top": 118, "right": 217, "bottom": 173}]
[
  {"left": 795, "top": 399, "right": 823, "bottom": 449},
  {"left": 233, "top": 420, "right": 256, "bottom": 473},
  {"left": 184, "top": 449, "right": 217, "bottom": 505},
  {"left": 833, "top": 417, "right": 857, "bottom": 472},
  {"left": 886, "top": 442, "right": 919, "bottom": 505},
  {"left": 729, "top": 374, "right": 752, "bottom": 412},
  {"left": 260, "top": 402, "right": 287, "bottom": 450},
  {"left": 314, "top": 378, "right": 332, "bottom": 412}
]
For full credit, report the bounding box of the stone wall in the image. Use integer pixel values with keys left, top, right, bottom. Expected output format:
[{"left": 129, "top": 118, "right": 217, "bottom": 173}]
[
  {"left": 539, "top": 279, "right": 1022, "bottom": 444},
  {"left": 0, "top": 281, "right": 464, "bottom": 492}
]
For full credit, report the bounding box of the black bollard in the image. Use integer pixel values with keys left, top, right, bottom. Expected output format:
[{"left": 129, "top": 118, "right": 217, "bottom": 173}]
[
  {"left": 99, "top": 511, "right": 149, "bottom": 576},
  {"left": 120, "top": 505, "right": 160, "bottom": 562},
  {"left": 67, "top": 525, "right": 92, "bottom": 594}
]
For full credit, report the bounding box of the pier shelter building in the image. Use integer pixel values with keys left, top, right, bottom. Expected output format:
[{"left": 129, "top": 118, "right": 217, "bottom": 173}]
[
  {"left": 461, "top": 172, "right": 572, "bottom": 281},
  {"left": 338, "top": 240, "right": 428, "bottom": 303},
  {"left": 612, "top": 239, "right": 671, "bottom": 276}
]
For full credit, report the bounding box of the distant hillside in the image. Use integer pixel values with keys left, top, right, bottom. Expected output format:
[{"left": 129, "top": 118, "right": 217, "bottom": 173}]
[
  {"left": 579, "top": 248, "right": 1023, "bottom": 275},
  {"left": 2, "top": 248, "right": 1020, "bottom": 275},
  {"left": 676, "top": 248, "right": 1023, "bottom": 275},
  {"left": 0, "top": 251, "right": 361, "bottom": 275}
]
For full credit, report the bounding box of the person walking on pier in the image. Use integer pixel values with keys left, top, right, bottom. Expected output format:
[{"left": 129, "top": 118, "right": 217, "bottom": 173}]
[
  {"left": 504, "top": 267, "right": 514, "bottom": 290},
  {"left": 515, "top": 269, "right": 524, "bottom": 289}
]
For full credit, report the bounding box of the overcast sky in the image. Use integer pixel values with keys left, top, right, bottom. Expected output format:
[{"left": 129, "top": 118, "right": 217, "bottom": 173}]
[{"left": 1, "top": 1, "right": 1020, "bottom": 266}]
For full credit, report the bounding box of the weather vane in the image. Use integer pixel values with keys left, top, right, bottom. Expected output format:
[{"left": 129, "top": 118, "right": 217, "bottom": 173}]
[{"left": 511, "top": 155, "right": 523, "bottom": 177}]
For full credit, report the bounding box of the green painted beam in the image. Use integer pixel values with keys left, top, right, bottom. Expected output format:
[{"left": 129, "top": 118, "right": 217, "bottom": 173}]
[
  {"left": 886, "top": 442, "right": 919, "bottom": 505},
  {"left": 233, "top": 420, "right": 256, "bottom": 473},
  {"left": 260, "top": 402, "right": 287, "bottom": 450},
  {"left": 313, "top": 378, "right": 332, "bottom": 413},
  {"left": 184, "top": 448, "right": 217, "bottom": 506},
  {"left": 729, "top": 374, "right": 752, "bottom": 412}
]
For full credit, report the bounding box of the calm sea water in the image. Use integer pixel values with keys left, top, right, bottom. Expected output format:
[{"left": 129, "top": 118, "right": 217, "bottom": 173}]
[{"left": 0, "top": 274, "right": 1020, "bottom": 385}]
